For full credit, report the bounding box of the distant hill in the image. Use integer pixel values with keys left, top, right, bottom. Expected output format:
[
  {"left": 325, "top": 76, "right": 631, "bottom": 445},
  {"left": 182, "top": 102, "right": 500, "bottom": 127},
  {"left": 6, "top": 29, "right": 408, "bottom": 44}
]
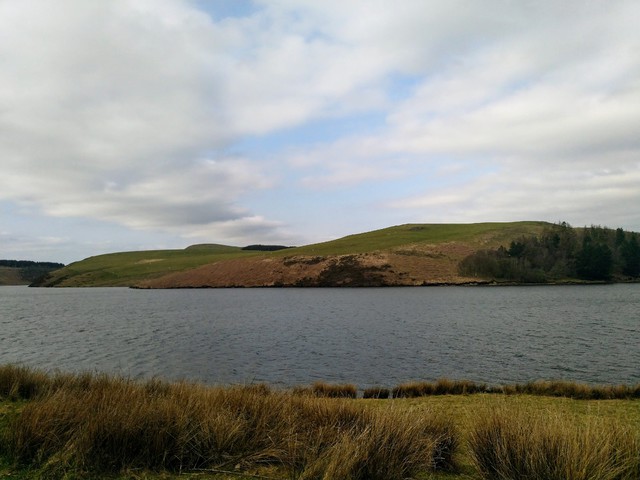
[
  {"left": 31, "top": 221, "right": 640, "bottom": 288},
  {"left": 32, "top": 221, "right": 547, "bottom": 287},
  {"left": 0, "top": 260, "right": 65, "bottom": 286}
]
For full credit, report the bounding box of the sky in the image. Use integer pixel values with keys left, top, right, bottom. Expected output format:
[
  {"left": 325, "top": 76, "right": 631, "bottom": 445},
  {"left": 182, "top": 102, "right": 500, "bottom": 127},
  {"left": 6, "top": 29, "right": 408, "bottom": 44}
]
[{"left": 1, "top": 0, "right": 639, "bottom": 264}]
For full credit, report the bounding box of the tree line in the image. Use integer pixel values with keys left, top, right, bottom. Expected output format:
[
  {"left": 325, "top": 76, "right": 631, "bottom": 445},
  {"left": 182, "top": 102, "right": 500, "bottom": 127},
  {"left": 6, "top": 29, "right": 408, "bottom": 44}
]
[
  {"left": 0, "top": 260, "right": 65, "bottom": 284},
  {"left": 458, "top": 222, "right": 640, "bottom": 283},
  {"left": 0, "top": 260, "right": 64, "bottom": 269}
]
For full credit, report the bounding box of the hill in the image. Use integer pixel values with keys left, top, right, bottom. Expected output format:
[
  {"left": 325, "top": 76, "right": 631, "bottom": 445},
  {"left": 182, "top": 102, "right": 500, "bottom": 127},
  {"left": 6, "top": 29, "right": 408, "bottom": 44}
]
[
  {"left": 33, "top": 221, "right": 555, "bottom": 288},
  {"left": 0, "top": 260, "right": 65, "bottom": 286}
]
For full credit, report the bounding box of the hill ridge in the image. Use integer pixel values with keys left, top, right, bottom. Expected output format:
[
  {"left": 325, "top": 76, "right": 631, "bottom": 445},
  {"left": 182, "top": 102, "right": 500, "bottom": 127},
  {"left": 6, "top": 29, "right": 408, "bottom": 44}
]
[{"left": 31, "top": 221, "right": 640, "bottom": 288}]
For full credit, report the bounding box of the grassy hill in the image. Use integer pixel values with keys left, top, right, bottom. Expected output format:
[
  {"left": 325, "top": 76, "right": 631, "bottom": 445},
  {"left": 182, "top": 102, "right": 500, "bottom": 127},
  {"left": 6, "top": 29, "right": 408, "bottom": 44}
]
[
  {"left": 0, "top": 267, "right": 26, "bottom": 285},
  {"left": 289, "top": 221, "right": 548, "bottom": 256},
  {"left": 31, "top": 244, "right": 261, "bottom": 287},
  {"left": 33, "top": 221, "right": 552, "bottom": 287}
]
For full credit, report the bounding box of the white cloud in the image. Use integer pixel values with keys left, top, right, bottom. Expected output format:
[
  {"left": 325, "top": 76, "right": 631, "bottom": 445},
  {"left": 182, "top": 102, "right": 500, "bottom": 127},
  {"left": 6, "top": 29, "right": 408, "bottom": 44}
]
[
  {"left": 280, "top": 1, "right": 640, "bottom": 230},
  {"left": 1, "top": 0, "right": 639, "bottom": 261},
  {"left": 0, "top": 0, "right": 288, "bottom": 245}
]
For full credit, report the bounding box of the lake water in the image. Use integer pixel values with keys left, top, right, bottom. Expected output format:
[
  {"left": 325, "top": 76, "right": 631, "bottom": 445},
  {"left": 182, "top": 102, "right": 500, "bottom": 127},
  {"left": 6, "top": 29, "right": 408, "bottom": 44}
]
[{"left": 1, "top": 285, "right": 638, "bottom": 388}]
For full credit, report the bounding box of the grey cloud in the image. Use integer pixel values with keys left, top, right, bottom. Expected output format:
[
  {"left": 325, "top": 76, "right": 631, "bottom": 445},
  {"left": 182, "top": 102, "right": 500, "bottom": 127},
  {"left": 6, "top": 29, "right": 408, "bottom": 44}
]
[{"left": 1, "top": 0, "right": 639, "bottom": 251}]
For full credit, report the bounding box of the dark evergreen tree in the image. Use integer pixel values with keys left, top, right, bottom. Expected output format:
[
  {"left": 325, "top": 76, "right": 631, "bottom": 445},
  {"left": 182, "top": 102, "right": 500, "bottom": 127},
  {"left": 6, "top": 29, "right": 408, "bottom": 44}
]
[
  {"left": 620, "top": 234, "right": 640, "bottom": 277},
  {"left": 575, "top": 236, "right": 613, "bottom": 280},
  {"left": 458, "top": 223, "right": 635, "bottom": 283}
]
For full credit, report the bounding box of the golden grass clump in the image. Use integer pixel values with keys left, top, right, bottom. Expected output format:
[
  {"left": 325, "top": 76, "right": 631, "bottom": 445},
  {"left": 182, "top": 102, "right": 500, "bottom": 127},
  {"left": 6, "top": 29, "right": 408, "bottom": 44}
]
[
  {"left": 392, "top": 379, "right": 488, "bottom": 398},
  {"left": 300, "top": 408, "right": 458, "bottom": 480},
  {"left": 3, "top": 371, "right": 457, "bottom": 479},
  {"left": 469, "top": 408, "right": 640, "bottom": 480},
  {"left": 501, "top": 380, "right": 640, "bottom": 400},
  {"left": 0, "top": 364, "right": 50, "bottom": 400},
  {"left": 310, "top": 382, "right": 357, "bottom": 398}
]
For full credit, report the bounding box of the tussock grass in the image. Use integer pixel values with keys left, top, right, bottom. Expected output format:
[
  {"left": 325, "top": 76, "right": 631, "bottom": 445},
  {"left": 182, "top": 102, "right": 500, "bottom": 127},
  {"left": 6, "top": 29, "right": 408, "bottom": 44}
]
[
  {"left": 300, "top": 408, "right": 457, "bottom": 479},
  {"left": 362, "top": 387, "right": 390, "bottom": 399},
  {"left": 469, "top": 408, "right": 640, "bottom": 480},
  {"left": 498, "top": 380, "right": 640, "bottom": 400},
  {"left": 3, "top": 365, "right": 640, "bottom": 478},
  {"left": 310, "top": 382, "right": 357, "bottom": 398},
  {"left": 390, "top": 378, "right": 640, "bottom": 400},
  {"left": 1, "top": 369, "right": 456, "bottom": 479},
  {"left": 392, "top": 379, "right": 487, "bottom": 398},
  {"left": 0, "top": 365, "right": 50, "bottom": 400},
  {"left": 3, "top": 365, "right": 640, "bottom": 402}
]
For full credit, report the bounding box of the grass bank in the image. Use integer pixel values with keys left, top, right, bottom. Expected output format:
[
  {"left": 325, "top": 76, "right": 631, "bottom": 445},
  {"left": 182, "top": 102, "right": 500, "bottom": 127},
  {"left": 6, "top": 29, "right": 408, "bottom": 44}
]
[{"left": 1, "top": 365, "right": 639, "bottom": 479}]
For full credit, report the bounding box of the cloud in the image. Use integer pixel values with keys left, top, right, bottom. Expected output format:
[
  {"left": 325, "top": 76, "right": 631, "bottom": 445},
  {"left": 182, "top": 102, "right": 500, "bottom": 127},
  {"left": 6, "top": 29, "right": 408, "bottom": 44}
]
[
  {"left": 279, "top": 1, "right": 640, "bottom": 230},
  {"left": 1, "top": 0, "right": 639, "bottom": 260},
  {"left": 391, "top": 152, "right": 640, "bottom": 229},
  {"left": 0, "top": 0, "right": 289, "bottom": 244}
]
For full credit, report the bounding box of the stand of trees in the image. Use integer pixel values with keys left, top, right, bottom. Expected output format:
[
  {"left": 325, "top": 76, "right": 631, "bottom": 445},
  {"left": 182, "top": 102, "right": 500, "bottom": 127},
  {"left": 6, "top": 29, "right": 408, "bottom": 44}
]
[
  {"left": 241, "top": 245, "right": 293, "bottom": 251},
  {"left": 0, "top": 260, "right": 65, "bottom": 283},
  {"left": 459, "top": 222, "right": 640, "bottom": 283}
]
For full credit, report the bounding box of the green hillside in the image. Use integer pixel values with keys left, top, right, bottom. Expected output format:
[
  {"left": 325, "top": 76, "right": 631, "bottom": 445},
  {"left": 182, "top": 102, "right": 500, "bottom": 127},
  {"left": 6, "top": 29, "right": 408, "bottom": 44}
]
[
  {"left": 31, "top": 245, "right": 261, "bottom": 287},
  {"left": 0, "top": 267, "right": 25, "bottom": 285},
  {"left": 288, "top": 221, "right": 549, "bottom": 256},
  {"left": 33, "top": 221, "right": 552, "bottom": 287}
]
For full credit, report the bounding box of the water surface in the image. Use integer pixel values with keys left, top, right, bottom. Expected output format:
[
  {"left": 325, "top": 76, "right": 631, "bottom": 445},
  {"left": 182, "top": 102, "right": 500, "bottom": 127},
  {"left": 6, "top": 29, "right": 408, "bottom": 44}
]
[{"left": 1, "top": 285, "right": 638, "bottom": 387}]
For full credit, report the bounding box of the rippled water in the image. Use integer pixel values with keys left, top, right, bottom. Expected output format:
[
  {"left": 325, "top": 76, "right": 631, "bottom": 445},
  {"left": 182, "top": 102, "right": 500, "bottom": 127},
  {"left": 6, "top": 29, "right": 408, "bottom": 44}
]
[{"left": 1, "top": 285, "right": 639, "bottom": 387}]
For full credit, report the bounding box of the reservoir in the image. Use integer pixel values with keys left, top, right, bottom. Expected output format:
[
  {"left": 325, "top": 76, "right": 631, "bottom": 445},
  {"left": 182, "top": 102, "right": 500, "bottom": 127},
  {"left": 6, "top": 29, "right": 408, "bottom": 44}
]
[{"left": 1, "top": 284, "right": 638, "bottom": 388}]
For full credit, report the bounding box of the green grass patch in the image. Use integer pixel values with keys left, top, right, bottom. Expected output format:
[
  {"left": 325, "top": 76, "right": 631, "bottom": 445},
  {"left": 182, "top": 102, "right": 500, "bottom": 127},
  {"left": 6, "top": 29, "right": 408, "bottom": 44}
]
[
  {"left": 36, "top": 246, "right": 262, "bottom": 287},
  {"left": 283, "top": 222, "right": 550, "bottom": 257}
]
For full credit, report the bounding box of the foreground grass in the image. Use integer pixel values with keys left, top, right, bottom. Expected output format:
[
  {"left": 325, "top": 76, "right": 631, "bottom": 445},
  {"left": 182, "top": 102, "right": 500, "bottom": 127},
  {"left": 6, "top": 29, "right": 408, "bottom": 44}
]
[
  {"left": 0, "top": 367, "right": 455, "bottom": 479},
  {"left": 1, "top": 366, "right": 639, "bottom": 479}
]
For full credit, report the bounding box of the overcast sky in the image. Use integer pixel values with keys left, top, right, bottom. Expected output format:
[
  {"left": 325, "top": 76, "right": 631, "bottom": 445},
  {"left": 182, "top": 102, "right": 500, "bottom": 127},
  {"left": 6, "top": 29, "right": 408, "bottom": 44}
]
[{"left": 2, "top": 0, "right": 639, "bottom": 263}]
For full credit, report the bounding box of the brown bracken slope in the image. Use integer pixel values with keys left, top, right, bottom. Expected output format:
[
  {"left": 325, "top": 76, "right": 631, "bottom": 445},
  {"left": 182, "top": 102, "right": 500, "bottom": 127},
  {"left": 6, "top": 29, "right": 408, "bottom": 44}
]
[{"left": 135, "top": 242, "right": 481, "bottom": 288}]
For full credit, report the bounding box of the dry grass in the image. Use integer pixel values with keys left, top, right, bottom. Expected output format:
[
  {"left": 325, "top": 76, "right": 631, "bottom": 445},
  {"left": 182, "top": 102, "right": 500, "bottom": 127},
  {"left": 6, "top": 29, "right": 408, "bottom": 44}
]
[
  {"left": 362, "top": 387, "right": 390, "bottom": 399},
  {"left": 1, "top": 368, "right": 456, "bottom": 479},
  {"left": 497, "top": 380, "right": 640, "bottom": 400},
  {"left": 310, "top": 382, "right": 357, "bottom": 399},
  {"left": 0, "top": 364, "right": 51, "bottom": 400},
  {"left": 4, "top": 365, "right": 640, "bottom": 402},
  {"left": 3, "top": 365, "right": 640, "bottom": 479},
  {"left": 390, "top": 378, "right": 640, "bottom": 400},
  {"left": 469, "top": 407, "right": 640, "bottom": 480},
  {"left": 392, "top": 379, "right": 487, "bottom": 398},
  {"left": 299, "top": 408, "right": 457, "bottom": 479}
]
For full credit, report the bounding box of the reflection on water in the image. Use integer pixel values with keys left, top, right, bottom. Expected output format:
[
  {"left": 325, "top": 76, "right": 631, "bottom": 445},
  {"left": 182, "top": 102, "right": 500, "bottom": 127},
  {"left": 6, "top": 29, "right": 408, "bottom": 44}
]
[{"left": 1, "top": 285, "right": 638, "bottom": 387}]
